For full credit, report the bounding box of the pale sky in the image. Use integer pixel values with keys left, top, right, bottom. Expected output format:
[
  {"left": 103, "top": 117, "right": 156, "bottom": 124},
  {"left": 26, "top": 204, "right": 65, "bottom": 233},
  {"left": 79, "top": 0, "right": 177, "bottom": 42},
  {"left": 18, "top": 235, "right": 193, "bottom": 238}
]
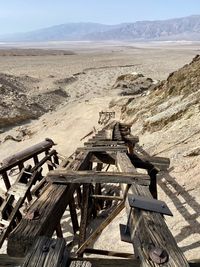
[{"left": 0, "top": 0, "right": 200, "bottom": 34}]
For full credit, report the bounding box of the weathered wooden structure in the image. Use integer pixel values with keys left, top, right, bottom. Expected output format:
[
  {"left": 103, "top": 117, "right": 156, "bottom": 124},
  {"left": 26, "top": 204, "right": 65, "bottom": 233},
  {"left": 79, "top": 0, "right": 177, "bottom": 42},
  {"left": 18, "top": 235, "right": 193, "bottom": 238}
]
[{"left": 0, "top": 121, "right": 196, "bottom": 266}]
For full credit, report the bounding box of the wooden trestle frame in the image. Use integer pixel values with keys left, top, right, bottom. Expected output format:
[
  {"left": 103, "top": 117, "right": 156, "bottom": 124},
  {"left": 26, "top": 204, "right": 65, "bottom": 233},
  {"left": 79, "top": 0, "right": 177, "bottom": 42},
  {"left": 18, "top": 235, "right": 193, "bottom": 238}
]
[{"left": 0, "top": 122, "right": 198, "bottom": 266}]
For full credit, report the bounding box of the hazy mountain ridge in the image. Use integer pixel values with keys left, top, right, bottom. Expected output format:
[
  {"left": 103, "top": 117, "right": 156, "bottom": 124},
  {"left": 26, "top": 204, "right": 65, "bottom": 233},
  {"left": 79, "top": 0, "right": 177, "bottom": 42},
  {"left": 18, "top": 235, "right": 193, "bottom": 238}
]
[
  {"left": 85, "top": 15, "right": 200, "bottom": 41},
  {"left": 0, "top": 23, "right": 121, "bottom": 42},
  {"left": 1, "top": 15, "right": 200, "bottom": 42}
]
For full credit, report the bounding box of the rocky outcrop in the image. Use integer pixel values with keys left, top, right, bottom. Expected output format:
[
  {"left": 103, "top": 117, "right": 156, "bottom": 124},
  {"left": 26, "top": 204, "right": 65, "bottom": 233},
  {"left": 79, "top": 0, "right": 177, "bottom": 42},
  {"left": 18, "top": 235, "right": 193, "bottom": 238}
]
[
  {"left": 112, "top": 73, "right": 158, "bottom": 96},
  {"left": 0, "top": 73, "right": 70, "bottom": 128},
  {"left": 111, "top": 55, "right": 200, "bottom": 134}
]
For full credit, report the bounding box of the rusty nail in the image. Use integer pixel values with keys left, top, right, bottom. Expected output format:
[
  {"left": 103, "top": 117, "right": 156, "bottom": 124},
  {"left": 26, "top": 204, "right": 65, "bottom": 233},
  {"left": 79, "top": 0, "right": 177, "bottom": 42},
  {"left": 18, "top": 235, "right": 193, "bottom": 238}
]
[{"left": 149, "top": 247, "right": 168, "bottom": 264}]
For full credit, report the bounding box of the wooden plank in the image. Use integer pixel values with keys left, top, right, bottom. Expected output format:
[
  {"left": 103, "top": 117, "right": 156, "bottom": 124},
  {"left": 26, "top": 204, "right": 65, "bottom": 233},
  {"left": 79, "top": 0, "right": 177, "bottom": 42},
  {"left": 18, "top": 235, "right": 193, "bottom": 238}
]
[
  {"left": 84, "top": 141, "right": 125, "bottom": 146},
  {"left": 91, "top": 195, "right": 123, "bottom": 201},
  {"left": 70, "top": 260, "right": 92, "bottom": 267},
  {"left": 128, "top": 153, "right": 170, "bottom": 171},
  {"left": 77, "top": 146, "right": 127, "bottom": 152},
  {"left": 116, "top": 152, "right": 189, "bottom": 267},
  {"left": 76, "top": 201, "right": 125, "bottom": 255},
  {"left": 47, "top": 170, "right": 150, "bottom": 186},
  {"left": 84, "top": 248, "right": 135, "bottom": 259},
  {"left": 113, "top": 123, "right": 122, "bottom": 141},
  {"left": 0, "top": 256, "right": 198, "bottom": 267},
  {"left": 66, "top": 151, "right": 92, "bottom": 171},
  {"left": 7, "top": 152, "right": 92, "bottom": 257},
  {"left": 90, "top": 137, "right": 113, "bottom": 141},
  {"left": 31, "top": 177, "right": 47, "bottom": 197},
  {"left": 22, "top": 236, "right": 69, "bottom": 267},
  {"left": 70, "top": 258, "right": 139, "bottom": 267},
  {"left": 0, "top": 255, "right": 24, "bottom": 267},
  {"left": 7, "top": 184, "right": 70, "bottom": 257}
]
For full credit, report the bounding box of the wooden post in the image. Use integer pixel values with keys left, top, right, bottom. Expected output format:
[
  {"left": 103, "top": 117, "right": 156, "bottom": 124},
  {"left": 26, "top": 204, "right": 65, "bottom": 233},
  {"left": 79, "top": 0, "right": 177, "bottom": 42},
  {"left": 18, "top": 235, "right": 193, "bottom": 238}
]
[
  {"left": 94, "top": 162, "right": 103, "bottom": 213},
  {"left": 69, "top": 196, "right": 79, "bottom": 234},
  {"left": 116, "top": 152, "right": 189, "bottom": 267},
  {"left": 1, "top": 171, "right": 11, "bottom": 190},
  {"left": 55, "top": 223, "right": 63, "bottom": 238},
  {"left": 76, "top": 186, "right": 82, "bottom": 209},
  {"left": 33, "top": 155, "right": 39, "bottom": 165},
  {"left": 18, "top": 162, "right": 24, "bottom": 172},
  {"left": 53, "top": 153, "right": 59, "bottom": 165},
  {"left": 78, "top": 184, "right": 90, "bottom": 256},
  {"left": 148, "top": 168, "right": 158, "bottom": 199}
]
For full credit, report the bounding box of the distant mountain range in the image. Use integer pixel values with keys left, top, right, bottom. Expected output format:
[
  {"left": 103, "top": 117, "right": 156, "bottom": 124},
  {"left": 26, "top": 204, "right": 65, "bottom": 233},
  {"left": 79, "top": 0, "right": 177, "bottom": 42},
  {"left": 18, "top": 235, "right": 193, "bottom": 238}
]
[{"left": 1, "top": 15, "right": 200, "bottom": 42}]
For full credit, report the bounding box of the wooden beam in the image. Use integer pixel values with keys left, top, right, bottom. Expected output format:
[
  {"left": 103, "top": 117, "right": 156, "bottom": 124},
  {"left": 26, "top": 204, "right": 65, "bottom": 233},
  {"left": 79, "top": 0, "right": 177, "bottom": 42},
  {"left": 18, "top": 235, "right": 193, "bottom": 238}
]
[
  {"left": 78, "top": 184, "right": 90, "bottom": 254},
  {"left": 47, "top": 170, "right": 150, "bottom": 186},
  {"left": 55, "top": 223, "right": 63, "bottom": 238},
  {"left": 70, "top": 260, "right": 92, "bottom": 267},
  {"left": 93, "top": 163, "right": 103, "bottom": 216},
  {"left": 128, "top": 153, "right": 170, "bottom": 171},
  {"left": 77, "top": 146, "right": 127, "bottom": 152},
  {"left": 84, "top": 248, "right": 135, "bottom": 259},
  {"left": 90, "top": 152, "right": 115, "bottom": 165},
  {"left": 70, "top": 258, "right": 140, "bottom": 267},
  {"left": 84, "top": 141, "right": 125, "bottom": 146},
  {"left": 0, "top": 255, "right": 24, "bottom": 267},
  {"left": 0, "top": 169, "right": 42, "bottom": 249},
  {"left": 148, "top": 168, "right": 158, "bottom": 199},
  {"left": 76, "top": 201, "right": 125, "bottom": 255},
  {"left": 91, "top": 195, "right": 123, "bottom": 201},
  {"left": 69, "top": 196, "right": 79, "bottom": 234},
  {"left": 7, "top": 184, "right": 71, "bottom": 257},
  {"left": 116, "top": 152, "right": 189, "bottom": 267},
  {"left": 7, "top": 151, "right": 92, "bottom": 257},
  {"left": 0, "top": 139, "right": 55, "bottom": 173},
  {"left": 31, "top": 150, "right": 57, "bottom": 172},
  {"left": 0, "top": 255, "right": 198, "bottom": 267},
  {"left": 22, "top": 236, "right": 69, "bottom": 267},
  {"left": 31, "top": 177, "right": 46, "bottom": 197}
]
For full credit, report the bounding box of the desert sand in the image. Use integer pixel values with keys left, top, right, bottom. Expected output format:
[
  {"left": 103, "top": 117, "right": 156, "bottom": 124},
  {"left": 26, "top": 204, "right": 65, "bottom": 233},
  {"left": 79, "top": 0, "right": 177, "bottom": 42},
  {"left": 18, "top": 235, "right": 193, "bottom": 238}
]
[{"left": 0, "top": 41, "right": 199, "bottom": 261}]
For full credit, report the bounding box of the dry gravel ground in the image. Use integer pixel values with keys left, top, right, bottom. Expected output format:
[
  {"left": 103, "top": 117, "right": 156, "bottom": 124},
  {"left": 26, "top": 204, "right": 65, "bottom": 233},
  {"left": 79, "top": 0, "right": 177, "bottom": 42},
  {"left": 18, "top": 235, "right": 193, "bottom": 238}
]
[{"left": 0, "top": 41, "right": 199, "bottom": 261}]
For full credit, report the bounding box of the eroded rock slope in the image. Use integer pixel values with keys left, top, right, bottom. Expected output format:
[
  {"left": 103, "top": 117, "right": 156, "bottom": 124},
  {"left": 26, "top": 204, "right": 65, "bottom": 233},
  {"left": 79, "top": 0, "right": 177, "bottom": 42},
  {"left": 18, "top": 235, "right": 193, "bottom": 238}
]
[{"left": 0, "top": 73, "right": 70, "bottom": 128}]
